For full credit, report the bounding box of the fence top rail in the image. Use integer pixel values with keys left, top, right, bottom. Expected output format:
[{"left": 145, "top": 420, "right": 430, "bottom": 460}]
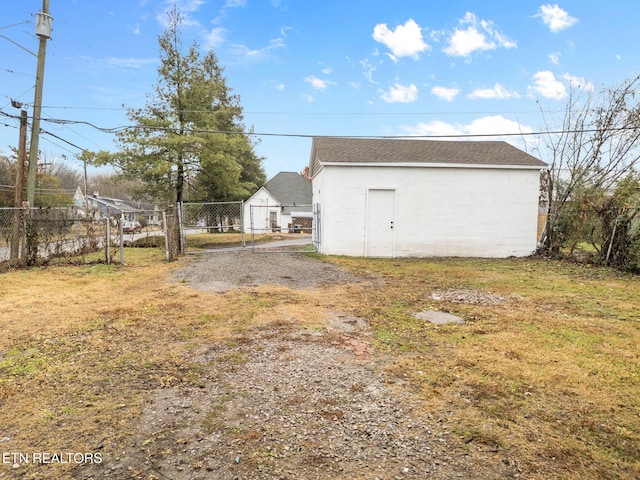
[
  {"left": 0, "top": 206, "right": 84, "bottom": 211},
  {"left": 249, "top": 204, "right": 313, "bottom": 208},
  {"left": 181, "top": 201, "right": 243, "bottom": 206}
]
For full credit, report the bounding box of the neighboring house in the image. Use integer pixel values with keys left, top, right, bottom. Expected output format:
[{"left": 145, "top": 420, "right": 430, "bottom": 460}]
[
  {"left": 77, "top": 188, "right": 161, "bottom": 225},
  {"left": 309, "top": 137, "right": 547, "bottom": 258},
  {"left": 243, "top": 171, "right": 312, "bottom": 234}
]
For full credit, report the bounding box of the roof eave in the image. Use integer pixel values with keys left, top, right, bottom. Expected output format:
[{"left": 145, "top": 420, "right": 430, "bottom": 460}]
[{"left": 317, "top": 161, "right": 547, "bottom": 170}]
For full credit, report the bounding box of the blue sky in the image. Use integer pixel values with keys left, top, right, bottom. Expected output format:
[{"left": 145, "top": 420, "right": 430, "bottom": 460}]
[{"left": 1, "top": 0, "right": 638, "bottom": 182}]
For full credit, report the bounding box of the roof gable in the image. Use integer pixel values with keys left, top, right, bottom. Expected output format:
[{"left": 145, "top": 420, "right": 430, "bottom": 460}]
[
  {"left": 309, "top": 137, "right": 546, "bottom": 176},
  {"left": 264, "top": 171, "right": 312, "bottom": 206}
]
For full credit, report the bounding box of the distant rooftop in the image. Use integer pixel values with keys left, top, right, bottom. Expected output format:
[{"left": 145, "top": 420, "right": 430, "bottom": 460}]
[{"left": 264, "top": 171, "right": 312, "bottom": 206}]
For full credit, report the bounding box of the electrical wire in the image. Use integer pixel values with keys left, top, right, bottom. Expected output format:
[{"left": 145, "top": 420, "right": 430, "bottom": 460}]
[
  {"left": 2, "top": 107, "right": 639, "bottom": 159},
  {"left": 4, "top": 108, "right": 638, "bottom": 141},
  {"left": 37, "top": 105, "right": 551, "bottom": 116}
]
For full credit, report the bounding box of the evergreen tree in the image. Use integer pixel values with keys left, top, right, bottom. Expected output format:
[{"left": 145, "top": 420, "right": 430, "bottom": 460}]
[
  {"left": 111, "top": 9, "right": 265, "bottom": 204},
  {"left": 0, "top": 154, "right": 16, "bottom": 207}
]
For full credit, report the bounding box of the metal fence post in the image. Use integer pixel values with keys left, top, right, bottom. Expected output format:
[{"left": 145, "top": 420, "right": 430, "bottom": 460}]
[
  {"left": 162, "top": 210, "right": 170, "bottom": 261},
  {"left": 119, "top": 214, "right": 124, "bottom": 264},
  {"left": 240, "top": 199, "right": 246, "bottom": 248},
  {"left": 177, "top": 202, "right": 185, "bottom": 254},
  {"left": 105, "top": 217, "right": 111, "bottom": 264}
]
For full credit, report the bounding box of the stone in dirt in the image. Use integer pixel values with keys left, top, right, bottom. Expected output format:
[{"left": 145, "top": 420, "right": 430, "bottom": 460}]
[{"left": 415, "top": 310, "right": 465, "bottom": 325}]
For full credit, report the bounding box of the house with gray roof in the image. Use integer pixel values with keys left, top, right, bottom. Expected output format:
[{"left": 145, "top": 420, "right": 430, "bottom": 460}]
[
  {"left": 74, "top": 187, "right": 161, "bottom": 225},
  {"left": 243, "top": 171, "right": 312, "bottom": 234},
  {"left": 308, "top": 137, "right": 547, "bottom": 258}
]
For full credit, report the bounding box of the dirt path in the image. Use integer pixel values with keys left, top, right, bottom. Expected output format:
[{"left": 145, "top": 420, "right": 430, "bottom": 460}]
[{"left": 78, "top": 251, "right": 509, "bottom": 479}]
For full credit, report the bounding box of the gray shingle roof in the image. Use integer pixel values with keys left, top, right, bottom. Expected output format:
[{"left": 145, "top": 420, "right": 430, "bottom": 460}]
[
  {"left": 310, "top": 137, "right": 547, "bottom": 175},
  {"left": 264, "top": 171, "right": 312, "bottom": 206}
]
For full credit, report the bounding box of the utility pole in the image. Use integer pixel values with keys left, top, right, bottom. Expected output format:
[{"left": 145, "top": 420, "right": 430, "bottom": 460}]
[
  {"left": 14, "top": 110, "right": 28, "bottom": 207},
  {"left": 25, "top": 0, "right": 53, "bottom": 207},
  {"left": 10, "top": 110, "right": 28, "bottom": 261}
]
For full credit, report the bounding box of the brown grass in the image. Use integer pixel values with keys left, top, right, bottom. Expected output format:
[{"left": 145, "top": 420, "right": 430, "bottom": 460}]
[
  {"left": 320, "top": 256, "right": 640, "bottom": 479},
  {"left": 0, "top": 251, "right": 638, "bottom": 479}
]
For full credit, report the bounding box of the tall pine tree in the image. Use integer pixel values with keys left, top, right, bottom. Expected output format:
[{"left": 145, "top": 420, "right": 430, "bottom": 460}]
[{"left": 112, "top": 9, "right": 265, "bottom": 204}]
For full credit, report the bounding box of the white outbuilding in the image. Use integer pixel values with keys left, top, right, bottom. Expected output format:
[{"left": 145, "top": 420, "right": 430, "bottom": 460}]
[
  {"left": 243, "top": 171, "right": 312, "bottom": 234},
  {"left": 308, "top": 137, "right": 547, "bottom": 258}
]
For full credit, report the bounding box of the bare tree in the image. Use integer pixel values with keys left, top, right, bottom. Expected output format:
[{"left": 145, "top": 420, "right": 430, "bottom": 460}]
[{"left": 540, "top": 75, "right": 640, "bottom": 258}]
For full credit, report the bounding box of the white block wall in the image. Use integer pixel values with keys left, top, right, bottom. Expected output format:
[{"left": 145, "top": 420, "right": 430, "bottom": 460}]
[{"left": 313, "top": 164, "right": 542, "bottom": 258}]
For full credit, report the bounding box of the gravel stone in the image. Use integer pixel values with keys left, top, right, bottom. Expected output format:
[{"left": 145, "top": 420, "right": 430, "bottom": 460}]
[{"left": 76, "top": 250, "right": 513, "bottom": 480}]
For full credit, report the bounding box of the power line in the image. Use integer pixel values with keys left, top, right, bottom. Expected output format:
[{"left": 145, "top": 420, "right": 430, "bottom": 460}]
[
  {"left": 0, "top": 21, "right": 31, "bottom": 31},
  {"left": 103, "top": 123, "right": 640, "bottom": 140},
  {"left": 0, "top": 183, "right": 77, "bottom": 194},
  {"left": 39, "top": 105, "right": 126, "bottom": 111},
  {"left": 4, "top": 108, "right": 636, "bottom": 140},
  {"left": 40, "top": 128, "right": 90, "bottom": 153},
  {"left": 37, "top": 105, "right": 553, "bottom": 116},
  {"left": 41, "top": 106, "right": 107, "bottom": 150},
  {"left": 3, "top": 108, "right": 639, "bottom": 158}
]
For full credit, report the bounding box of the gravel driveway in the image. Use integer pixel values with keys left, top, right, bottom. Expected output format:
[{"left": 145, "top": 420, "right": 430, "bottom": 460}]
[
  {"left": 172, "top": 249, "right": 363, "bottom": 292},
  {"left": 80, "top": 250, "right": 511, "bottom": 479}
]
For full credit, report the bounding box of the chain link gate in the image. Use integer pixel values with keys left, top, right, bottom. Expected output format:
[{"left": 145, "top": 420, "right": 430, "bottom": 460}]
[
  {"left": 179, "top": 201, "right": 245, "bottom": 253},
  {"left": 248, "top": 203, "right": 317, "bottom": 253}
]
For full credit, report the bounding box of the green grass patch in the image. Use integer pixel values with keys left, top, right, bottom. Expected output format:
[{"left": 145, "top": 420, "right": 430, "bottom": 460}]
[{"left": 0, "top": 347, "right": 47, "bottom": 377}]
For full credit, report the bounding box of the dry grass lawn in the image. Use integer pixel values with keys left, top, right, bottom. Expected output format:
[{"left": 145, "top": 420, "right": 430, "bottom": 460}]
[
  {"left": 323, "top": 256, "right": 640, "bottom": 479},
  {"left": 0, "top": 249, "right": 638, "bottom": 479}
]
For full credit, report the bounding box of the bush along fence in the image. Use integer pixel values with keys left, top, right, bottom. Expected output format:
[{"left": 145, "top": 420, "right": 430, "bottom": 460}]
[{"left": 0, "top": 206, "right": 180, "bottom": 269}]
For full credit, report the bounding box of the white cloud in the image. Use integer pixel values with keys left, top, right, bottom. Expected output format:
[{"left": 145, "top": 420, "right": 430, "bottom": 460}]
[
  {"left": 381, "top": 83, "right": 418, "bottom": 103},
  {"left": 528, "top": 70, "right": 567, "bottom": 99},
  {"left": 372, "top": 19, "right": 429, "bottom": 60},
  {"left": 562, "top": 73, "right": 594, "bottom": 92},
  {"left": 464, "top": 116, "right": 533, "bottom": 137},
  {"left": 549, "top": 52, "right": 560, "bottom": 64},
  {"left": 399, "top": 115, "right": 534, "bottom": 147},
  {"left": 401, "top": 120, "right": 463, "bottom": 137},
  {"left": 305, "top": 75, "right": 334, "bottom": 91},
  {"left": 443, "top": 12, "right": 516, "bottom": 58},
  {"left": 528, "top": 71, "right": 594, "bottom": 99},
  {"left": 128, "top": 23, "right": 141, "bottom": 35},
  {"left": 106, "top": 57, "right": 156, "bottom": 69},
  {"left": 431, "top": 86, "right": 460, "bottom": 102},
  {"left": 360, "top": 58, "right": 378, "bottom": 84},
  {"left": 280, "top": 26, "right": 293, "bottom": 37},
  {"left": 224, "top": 0, "right": 246, "bottom": 7},
  {"left": 157, "top": 0, "right": 205, "bottom": 27},
  {"left": 204, "top": 27, "right": 227, "bottom": 49},
  {"left": 468, "top": 83, "right": 520, "bottom": 99},
  {"left": 275, "top": 83, "right": 285, "bottom": 91},
  {"left": 535, "top": 4, "right": 579, "bottom": 33},
  {"left": 321, "top": 66, "right": 333, "bottom": 75},
  {"left": 229, "top": 37, "right": 285, "bottom": 59}
]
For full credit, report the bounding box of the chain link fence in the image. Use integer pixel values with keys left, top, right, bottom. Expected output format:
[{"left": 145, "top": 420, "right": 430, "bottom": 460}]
[
  {"left": 0, "top": 207, "right": 109, "bottom": 267},
  {"left": 0, "top": 207, "right": 178, "bottom": 269},
  {"left": 179, "top": 201, "right": 245, "bottom": 253}
]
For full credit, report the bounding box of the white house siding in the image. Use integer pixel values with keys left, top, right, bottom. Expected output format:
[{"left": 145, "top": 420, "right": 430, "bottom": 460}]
[
  {"left": 314, "top": 164, "right": 541, "bottom": 258},
  {"left": 242, "top": 188, "right": 287, "bottom": 233}
]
